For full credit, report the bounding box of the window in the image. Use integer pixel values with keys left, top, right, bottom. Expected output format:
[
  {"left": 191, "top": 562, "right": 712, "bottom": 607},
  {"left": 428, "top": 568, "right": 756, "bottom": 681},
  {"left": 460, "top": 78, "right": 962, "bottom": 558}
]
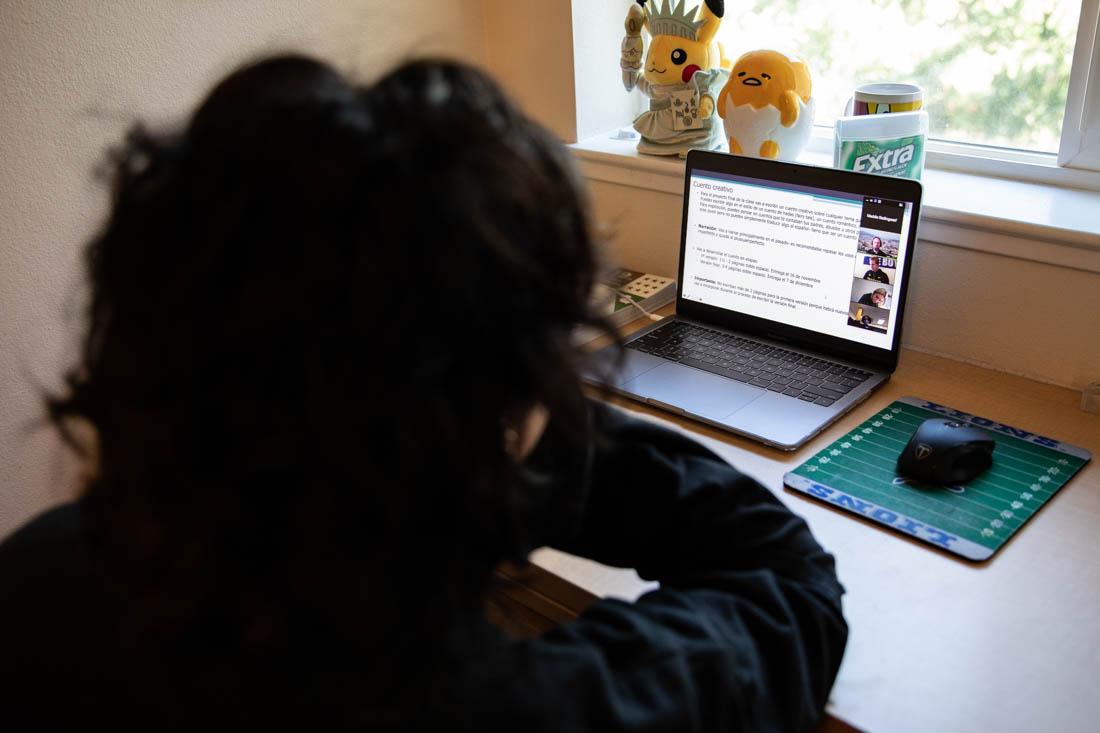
[{"left": 719, "top": 0, "right": 1082, "bottom": 154}]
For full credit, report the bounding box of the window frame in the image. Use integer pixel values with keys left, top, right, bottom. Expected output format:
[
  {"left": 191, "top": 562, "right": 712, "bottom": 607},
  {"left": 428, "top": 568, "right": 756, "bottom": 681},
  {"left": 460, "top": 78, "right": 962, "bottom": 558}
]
[{"left": 1059, "top": 0, "right": 1100, "bottom": 172}]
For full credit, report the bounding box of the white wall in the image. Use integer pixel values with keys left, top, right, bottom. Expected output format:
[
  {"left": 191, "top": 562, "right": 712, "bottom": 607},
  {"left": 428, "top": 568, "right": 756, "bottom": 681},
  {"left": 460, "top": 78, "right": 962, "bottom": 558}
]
[
  {"left": 481, "top": 0, "right": 578, "bottom": 141},
  {"left": 478, "top": 0, "right": 639, "bottom": 143},
  {"left": 582, "top": 179, "right": 1100, "bottom": 391},
  {"left": 0, "top": 0, "right": 488, "bottom": 537}
]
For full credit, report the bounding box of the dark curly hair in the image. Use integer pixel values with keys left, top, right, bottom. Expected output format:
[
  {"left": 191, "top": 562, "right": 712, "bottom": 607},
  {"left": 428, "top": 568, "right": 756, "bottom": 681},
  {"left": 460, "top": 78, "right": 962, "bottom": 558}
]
[{"left": 48, "top": 55, "right": 617, "bottom": 709}]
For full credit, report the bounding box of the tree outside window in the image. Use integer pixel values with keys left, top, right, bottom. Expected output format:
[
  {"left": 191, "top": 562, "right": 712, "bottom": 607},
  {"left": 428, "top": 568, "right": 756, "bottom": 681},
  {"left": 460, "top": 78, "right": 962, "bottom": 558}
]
[{"left": 718, "top": 0, "right": 1080, "bottom": 152}]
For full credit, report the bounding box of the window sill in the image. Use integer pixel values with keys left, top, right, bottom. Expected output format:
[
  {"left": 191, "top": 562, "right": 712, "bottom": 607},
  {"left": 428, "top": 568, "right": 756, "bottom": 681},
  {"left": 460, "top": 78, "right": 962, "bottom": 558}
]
[{"left": 570, "top": 131, "right": 1100, "bottom": 274}]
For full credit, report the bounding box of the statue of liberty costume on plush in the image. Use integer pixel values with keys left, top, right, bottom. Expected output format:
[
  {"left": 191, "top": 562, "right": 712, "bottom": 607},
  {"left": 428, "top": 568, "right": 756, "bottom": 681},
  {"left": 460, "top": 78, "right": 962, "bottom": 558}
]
[{"left": 621, "top": 0, "right": 730, "bottom": 157}]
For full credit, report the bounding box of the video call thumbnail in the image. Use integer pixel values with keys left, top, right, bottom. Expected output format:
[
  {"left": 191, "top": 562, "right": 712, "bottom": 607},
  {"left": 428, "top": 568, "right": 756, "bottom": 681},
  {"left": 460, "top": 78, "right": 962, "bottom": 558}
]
[
  {"left": 857, "top": 228, "right": 899, "bottom": 258},
  {"left": 850, "top": 277, "right": 893, "bottom": 310},
  {"left": 854, "top": 254, "right": 896, "bottom": 285},
  {"left": 847, "top": 301, "right": 890, "bottom": 334}
]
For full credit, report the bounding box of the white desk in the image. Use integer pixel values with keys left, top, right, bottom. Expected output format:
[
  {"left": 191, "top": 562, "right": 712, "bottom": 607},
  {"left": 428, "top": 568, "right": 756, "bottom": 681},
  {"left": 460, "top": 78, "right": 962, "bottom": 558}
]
[{"left": 528, "top": 347, "right": 1100, "bottom": 733}]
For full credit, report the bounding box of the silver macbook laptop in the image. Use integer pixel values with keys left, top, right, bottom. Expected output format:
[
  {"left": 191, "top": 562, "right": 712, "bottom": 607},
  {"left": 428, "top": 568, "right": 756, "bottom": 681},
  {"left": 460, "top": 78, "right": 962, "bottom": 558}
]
[{"left": 589, "top": 149, "right": 923, "bottom": 450}]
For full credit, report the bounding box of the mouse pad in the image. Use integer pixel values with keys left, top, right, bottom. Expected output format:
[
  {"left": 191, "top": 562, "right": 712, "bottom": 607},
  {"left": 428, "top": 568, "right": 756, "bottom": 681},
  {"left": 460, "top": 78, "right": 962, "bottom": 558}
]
[{"left": 784, "top": 396, "right": 1092, "bottom": 561}]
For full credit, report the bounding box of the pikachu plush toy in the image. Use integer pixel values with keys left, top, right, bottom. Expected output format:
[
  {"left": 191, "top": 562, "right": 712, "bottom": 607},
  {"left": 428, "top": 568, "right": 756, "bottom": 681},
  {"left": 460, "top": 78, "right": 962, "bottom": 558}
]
[
  {"left": 717, "top": 50, "right": 815, "bottom": 160},
  {"left": 621, "top": 0, "right": 730, "bottom": 157}
]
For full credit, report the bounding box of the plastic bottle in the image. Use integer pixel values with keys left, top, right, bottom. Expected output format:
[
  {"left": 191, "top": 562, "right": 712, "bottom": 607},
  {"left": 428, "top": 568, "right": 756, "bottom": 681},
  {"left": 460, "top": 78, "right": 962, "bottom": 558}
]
[{"left": 834, "top": 110, "right": 928, "bottom": 180}]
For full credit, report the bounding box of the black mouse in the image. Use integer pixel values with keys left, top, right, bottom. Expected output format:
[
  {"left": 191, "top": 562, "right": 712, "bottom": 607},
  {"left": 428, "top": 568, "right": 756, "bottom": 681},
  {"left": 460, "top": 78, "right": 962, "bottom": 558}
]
[{"left": 896, "top": 418, "right": 995, "bottom": 485}]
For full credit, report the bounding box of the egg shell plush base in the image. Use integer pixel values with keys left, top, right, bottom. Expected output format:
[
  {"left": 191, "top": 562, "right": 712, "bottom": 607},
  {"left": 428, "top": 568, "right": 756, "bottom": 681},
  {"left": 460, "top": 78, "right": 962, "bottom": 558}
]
[{"left": 722, "top": 97, "right": 816, "bottom": 161}]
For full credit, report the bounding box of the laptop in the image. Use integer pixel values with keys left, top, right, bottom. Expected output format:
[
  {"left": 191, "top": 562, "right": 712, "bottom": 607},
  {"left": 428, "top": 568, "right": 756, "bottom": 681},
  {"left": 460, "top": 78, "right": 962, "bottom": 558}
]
[{"left": 588, "top": 149, "right": 923, "bottom": 450}]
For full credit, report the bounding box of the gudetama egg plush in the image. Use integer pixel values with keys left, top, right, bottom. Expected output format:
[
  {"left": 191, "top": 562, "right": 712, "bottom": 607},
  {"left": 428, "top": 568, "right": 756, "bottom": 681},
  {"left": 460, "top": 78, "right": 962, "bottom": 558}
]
[{"left": 717, "top": 50, "right": 815, "bottom": 160}]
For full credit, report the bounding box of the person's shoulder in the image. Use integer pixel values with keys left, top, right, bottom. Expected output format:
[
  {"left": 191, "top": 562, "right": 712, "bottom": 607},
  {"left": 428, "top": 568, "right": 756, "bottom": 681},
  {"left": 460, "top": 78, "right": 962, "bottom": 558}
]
[
  {"left": 0, "top": 500, "right": 84, "bottom": 567},
  {"left": 0, "top": 499, "right": 113, "bottom": 717},
  {"left": 0, "top": 499, "right": 99, "bottom": 621}
]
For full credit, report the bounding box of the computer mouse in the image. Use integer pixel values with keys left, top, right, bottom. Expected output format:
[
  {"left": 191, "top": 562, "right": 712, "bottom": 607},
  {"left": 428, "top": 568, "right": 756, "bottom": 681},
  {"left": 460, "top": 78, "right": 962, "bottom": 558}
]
[{"left": 896, "top": 418, "right": 995, "bottom": 485}]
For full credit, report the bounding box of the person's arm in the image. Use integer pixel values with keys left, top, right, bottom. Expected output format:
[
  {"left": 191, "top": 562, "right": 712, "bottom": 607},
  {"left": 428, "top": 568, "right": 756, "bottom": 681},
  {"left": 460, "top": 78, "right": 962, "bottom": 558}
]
[{"left": 531, "top": 402, "right": 847, "bottom": 731}]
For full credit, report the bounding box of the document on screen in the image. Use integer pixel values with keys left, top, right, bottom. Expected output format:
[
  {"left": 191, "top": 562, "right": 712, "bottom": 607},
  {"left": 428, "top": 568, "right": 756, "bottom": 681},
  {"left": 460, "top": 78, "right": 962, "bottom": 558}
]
[{"left": 680, "top": 171, "right": 911, "bottom": 349}]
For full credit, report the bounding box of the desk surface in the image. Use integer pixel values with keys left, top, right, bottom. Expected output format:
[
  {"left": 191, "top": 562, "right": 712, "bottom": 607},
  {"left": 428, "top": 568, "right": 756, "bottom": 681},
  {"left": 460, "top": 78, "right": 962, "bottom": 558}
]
[{"left": 532, "top": 334, "right": 1100, "bottom": 733}]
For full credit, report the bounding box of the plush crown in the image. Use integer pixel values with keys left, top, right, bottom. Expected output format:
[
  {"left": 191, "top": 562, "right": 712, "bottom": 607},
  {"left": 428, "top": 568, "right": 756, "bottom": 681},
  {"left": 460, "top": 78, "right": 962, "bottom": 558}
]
[{"left": 645, "top": 0, "right": 706, "bottom": 41}]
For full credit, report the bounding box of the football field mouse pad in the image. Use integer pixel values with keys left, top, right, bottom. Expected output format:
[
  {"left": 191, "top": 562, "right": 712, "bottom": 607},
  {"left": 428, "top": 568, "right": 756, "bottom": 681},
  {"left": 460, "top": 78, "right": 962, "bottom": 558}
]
[{"left": 784, "top": 397, "right": 1092, "bottom": 561}]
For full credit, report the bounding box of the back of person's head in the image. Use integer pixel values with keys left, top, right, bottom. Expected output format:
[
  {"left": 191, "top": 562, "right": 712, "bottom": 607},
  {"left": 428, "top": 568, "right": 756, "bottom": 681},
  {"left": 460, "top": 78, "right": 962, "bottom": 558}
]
[{"left": 49, "top": 54, "right": 613, "bottom": 694}]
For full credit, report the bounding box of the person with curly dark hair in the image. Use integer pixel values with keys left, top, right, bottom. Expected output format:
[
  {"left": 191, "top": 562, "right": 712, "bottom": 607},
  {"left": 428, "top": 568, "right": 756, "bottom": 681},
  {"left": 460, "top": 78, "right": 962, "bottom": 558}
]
[{"left": 0, "top": 55, "right": 846, "bottom": 730}]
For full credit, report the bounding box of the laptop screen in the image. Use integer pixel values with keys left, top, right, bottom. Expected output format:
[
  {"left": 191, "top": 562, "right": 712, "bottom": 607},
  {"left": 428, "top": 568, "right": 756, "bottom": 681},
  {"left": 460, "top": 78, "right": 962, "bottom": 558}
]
[{"left": 680, "top": 168, "right": 915, "bottom": 351}]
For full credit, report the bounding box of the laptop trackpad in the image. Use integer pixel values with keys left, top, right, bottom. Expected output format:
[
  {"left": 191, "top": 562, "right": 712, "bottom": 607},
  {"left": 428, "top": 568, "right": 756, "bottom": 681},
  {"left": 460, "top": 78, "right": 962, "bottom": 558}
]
[{"left": 625, "top": 363, "right": 762, "bottom": 419}]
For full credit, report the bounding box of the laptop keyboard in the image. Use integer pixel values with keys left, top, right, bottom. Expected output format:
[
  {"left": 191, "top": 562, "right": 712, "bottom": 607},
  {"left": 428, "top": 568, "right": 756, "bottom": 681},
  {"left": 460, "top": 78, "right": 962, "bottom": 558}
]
[{"left": 625, "top": 321, "right": 872, "bottom": 407}]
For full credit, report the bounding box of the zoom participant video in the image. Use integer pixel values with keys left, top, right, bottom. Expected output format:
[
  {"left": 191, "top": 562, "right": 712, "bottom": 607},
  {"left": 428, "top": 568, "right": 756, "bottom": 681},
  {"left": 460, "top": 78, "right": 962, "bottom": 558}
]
[{"left": 847, "top": 197, "right": 905, "bottom": 335}]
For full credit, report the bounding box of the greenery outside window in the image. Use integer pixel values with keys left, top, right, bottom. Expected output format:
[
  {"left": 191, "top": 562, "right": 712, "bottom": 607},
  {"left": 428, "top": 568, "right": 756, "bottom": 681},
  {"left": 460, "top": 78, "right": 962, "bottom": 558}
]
[{"left": 721, "top": 0, "right": 1078, "bottom": 151}]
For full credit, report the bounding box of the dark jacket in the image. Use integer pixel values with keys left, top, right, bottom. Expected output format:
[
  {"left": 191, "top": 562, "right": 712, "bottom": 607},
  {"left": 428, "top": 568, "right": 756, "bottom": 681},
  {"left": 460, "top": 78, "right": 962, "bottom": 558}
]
[
  {"left": 0, "top": 403, "right": 846, "bottom": 731},
  {"left": 863, "top": 268, "right": 890, "bottom": 284}
]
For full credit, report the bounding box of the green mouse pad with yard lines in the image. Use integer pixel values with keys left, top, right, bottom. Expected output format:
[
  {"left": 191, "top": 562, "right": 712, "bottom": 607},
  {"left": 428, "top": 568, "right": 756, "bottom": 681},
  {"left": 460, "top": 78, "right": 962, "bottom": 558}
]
[{"left": 784, "top": 397, "right": 1092, "bottom": 561}]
